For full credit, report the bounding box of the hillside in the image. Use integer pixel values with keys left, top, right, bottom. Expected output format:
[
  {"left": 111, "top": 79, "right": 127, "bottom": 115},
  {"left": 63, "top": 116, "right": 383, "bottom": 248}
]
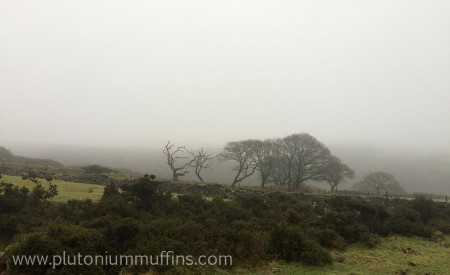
[
  {"left": 4, "top": 143, "right": 450, "bottom": 195},
  {"left": 0, "top": 175, "right": 104, "bottom": 203}
]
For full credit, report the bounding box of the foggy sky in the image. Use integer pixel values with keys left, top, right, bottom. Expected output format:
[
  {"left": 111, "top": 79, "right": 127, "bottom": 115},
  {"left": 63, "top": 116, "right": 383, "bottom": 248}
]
[{"left": 1, "top": 0, "right": 450, "bottom": 151}]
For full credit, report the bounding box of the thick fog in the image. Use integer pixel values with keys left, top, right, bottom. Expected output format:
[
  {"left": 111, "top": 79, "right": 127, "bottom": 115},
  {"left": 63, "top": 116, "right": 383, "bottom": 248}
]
[{"left": 1, "top": 1, "right": 450, "bottom": 193}]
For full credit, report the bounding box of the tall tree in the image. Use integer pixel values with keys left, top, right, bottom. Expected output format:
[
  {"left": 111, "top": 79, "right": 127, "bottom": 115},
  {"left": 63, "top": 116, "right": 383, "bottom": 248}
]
[
  {"left": 359, "top": 171, "right": 404, "bottom": 196},
  {"left": 272, "top": 133, "right": 331, "bottom": 191},
  {"left": 163, "top": 141, "right": 194, "bottom": 181},
  {"left": 0, "top": 147, "right": 13, "bottom": 162},
  {"left": 271, "top": 138, "right": 292, "bottom": 188},
  {"left": 187, "top": 148, "right": 214, "bottom": 182},
  {"left": 324, "top": 156, "right": 354, "bottom": 193},
  {"left": 247, "top": 139, "right": 278, "bottom": 189},
  {"left": 217, "top": 140, "right": 256, "bottom": 188}
]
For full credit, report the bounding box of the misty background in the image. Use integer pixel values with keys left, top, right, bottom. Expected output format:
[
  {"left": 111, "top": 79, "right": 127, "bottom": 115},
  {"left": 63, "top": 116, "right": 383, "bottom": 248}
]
[{"left": 1, "top": 1, "right": 449, "bottom": 194}]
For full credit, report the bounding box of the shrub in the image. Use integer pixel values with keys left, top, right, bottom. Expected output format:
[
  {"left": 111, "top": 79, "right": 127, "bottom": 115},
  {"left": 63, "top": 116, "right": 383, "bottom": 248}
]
[
  {"left": 270, "top": 224, "right": 305, "bottom": 261},
  {"left": 384, "top": 206, "right": 432, "bottom": 237},
  {"left": 299, "top": 241, "right": 332, "bottom": 266},
  {"left": 307, "top": 228, "right": 346, "bottom": 250},
  {"left": 235, "top": 194, "right": 268, "bottom": 217},
  {"left": 412, "top": 195, "right": 437, "bottom": 223},
  {"left": 6, "top": 223, "right": 105, "bottom": 274},
  {"left": 319, "top": 210, "right": 362, "bottom": 243},
  {"left": 359, "top": 230, "right": 380, "bottom": 248}
]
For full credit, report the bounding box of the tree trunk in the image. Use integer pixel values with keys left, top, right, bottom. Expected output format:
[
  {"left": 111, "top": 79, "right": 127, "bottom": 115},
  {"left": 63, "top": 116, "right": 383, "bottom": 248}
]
[
  {"left": 172, "top": 171, "right": 178, "bottom": 181},
  {"left": 231, "top": 170, "right": 242, "bottom": 188},
  {"left": 330, "top": 184, "right": 336, "bottom": 193},
  {"left": 196, "top": 172, "right": 204, "bottom": 182},
  {"left": 261, "top": 178, "right": 267, "bottom": 190}
]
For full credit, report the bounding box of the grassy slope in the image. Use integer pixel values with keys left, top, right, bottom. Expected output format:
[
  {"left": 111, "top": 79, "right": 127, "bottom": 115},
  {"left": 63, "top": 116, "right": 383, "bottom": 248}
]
[
  {"left": 1, "top": 175, "right": 104, "bottom": 203},
  {"left": 2, "top": 162, "right": 138, "bottom": 180},
  {"left": 251, "top": 236, "right": 450, "bottom": 275},
  {"left": 3, "top": 162, "right": 83, "bottom": 175}
]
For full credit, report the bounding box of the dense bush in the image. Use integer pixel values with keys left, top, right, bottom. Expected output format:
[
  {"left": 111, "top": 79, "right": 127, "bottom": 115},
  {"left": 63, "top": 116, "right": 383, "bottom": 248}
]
[
  {"left": 384, "top": 205, "right": 432, "bottom": 237},
  {"left": 307, "top": 228, "right": 346, "bottom": 250},
  {"left": 1, "top": 177, "right": 450, "bottom": 274},
  {"left": 270, "top": 223, "right": 332, "bottom": 266},
  {"left": 298, "top": 241, "right": 332, "bottom": 266},
  {"left": 7, "top": 223, "right": 106, "bottom": 274},
  {"left": 358, "top": 229, "right": 380, "bottom": 248},
  {"left": 270, "top": 223, "right": 307, "bottom": 261}
]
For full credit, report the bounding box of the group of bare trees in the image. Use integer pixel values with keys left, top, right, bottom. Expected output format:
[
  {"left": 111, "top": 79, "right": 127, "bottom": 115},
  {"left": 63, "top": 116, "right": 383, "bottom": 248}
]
[
  {"left": 163, "top": 141, "right": 214, "bottom": 182},
  {"left": 163, "top": 134, "right": 405, "bottom": 196},
  {"left": 218, "top": 133, "right": 355, "bottom": 192}
]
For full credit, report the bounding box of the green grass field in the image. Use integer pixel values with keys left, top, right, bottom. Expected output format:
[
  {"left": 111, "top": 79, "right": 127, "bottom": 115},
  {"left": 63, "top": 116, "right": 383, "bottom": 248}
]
[
  {"left": 2, "top": 162, "right": 138, "bottom": 180},
  {"left": 1, "top": 175, "right": 105, "bottom": 203},
  {"left": 246, "top": 235, "right": 450, "bottom": 275}
]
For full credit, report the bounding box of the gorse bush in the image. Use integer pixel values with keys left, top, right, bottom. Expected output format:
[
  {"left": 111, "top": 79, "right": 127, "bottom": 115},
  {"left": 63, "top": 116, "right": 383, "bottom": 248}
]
[
  {"left": 384, "top": 205, "right": 433, "bottom": 237},
  {"left": 307, "top": 228, "right": 346, "bottom": 250},
  {"left": 1, "top": 177, "right": 450, "bottom": 274},
  {"left": 359, "top": 231, "right": 380, "bottom": 248},
  {"left": 7, "top": 223, "right": 106, "bottom": 274},
  {"left": 270, "top": 224, "right": 332, "bottom": 266},
  {"left": 270, "top": 223, "right": 307, "bottom": 261},
  {"left": 299, "top": 241, "right": 332, "bottom": 266}
]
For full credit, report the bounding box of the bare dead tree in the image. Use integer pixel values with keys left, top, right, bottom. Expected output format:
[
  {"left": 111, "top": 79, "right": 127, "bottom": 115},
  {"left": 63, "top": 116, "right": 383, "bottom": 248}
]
[
  {"left": 217, "top": 140, "right": 256, "bottom": 188},
  {"left": 187, "top": 148, "right": 214, "bottom": 182},
  {"left": 163, "top": 141, "right": 194, "bottom": 181}
]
